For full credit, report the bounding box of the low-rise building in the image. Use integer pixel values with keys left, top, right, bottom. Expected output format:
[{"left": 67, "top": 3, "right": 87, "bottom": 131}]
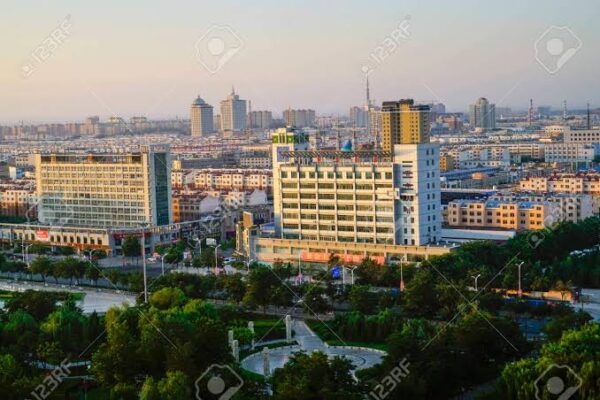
[{"left": 446, "top": 199, "right": 558, "bottom": 230}]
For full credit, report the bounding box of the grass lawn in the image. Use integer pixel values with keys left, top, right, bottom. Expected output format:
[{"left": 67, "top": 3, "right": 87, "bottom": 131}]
[
  {"left": 0, "top": 290, "right": 14, "bottom": 300},
  {"left": 249, "top": 317, "right": 287, "bottom": 341}
]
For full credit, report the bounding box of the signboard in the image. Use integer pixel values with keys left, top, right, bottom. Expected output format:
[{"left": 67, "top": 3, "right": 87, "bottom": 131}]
[
  {"left": 36, "top": 230, "right": 50, "bottom": 241},
  {"left": 206, "top": 238, "right": 217, "bottom": 246},
  {"left": 301, "top": 252, "right": 385, "bottom": 265}
]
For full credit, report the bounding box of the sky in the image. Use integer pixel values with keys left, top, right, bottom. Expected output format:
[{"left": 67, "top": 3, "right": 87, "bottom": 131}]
[{"left": 1, "top": 0, "right": 599, "bottom": 124}]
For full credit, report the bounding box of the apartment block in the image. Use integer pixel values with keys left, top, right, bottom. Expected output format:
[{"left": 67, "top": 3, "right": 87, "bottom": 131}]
[
  {"left": 381, "top": 99, "right": 430, "bottom": 153},
  {"left": 544, "top": 143, "right": 598, "bottom": 163},
  {"left": 446, "top": 199, "right": 558, "bottom": 230},
  {"left": 519, "top": 172, "right": 600, "bottom": 212},
  {"left": 490, "top": 192, "right": 594, "bottom": 222},
  {"left": 193, "top": 169, "right": 272, "bottom": 192}
]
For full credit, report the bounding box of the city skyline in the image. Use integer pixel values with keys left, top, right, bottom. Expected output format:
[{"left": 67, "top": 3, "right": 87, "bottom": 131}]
[{"left": 2, "top": 0, "right": 599, "bottom": 123}]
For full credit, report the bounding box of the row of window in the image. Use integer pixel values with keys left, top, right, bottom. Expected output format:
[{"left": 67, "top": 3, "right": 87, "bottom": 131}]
[{"left": 281, "top": 171, "right": 393, "bottom": 180}]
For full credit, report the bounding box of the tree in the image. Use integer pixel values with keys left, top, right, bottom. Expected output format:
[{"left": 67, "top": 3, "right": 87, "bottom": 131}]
[
  {"left": 157, "top": 371, "right": 192, "bottom": 400},
  {"left": 140, "top": 376, "right": 161, "bottom": 400},
  {"left": 218, "top": 274, "right": 246, "bottom": 304},
  {"left": 303, "top": 285, "right": 331, "bottom": 314},
  {"left": 149, "top": 287, "right": 187, "bottom": 309},
  {"left": 30, "top": 256, "right": 52, "bottom": 282},
  {"left": 243, "top": 266, "right": 280, "bottom": 312},
  {"left": 402, "top": 268, "right": 441, "bottom": 318},
  {"left": 348, "top": 285, "right": 377, "bottom": 314},
  {"left": 6, "top": 290, "right": 59, "bottom": 320},
  {"left": 498, "top": 323, "right": 600, "bottom": 399},
  {"left": 271, "top": 352, "right": 363, "bottom": 400},
  {"left": 121, "top": 236, "right": 141, "bottom": 263},
  {"left": 85, "top": 262, "right": 101, "bottom": 285}
]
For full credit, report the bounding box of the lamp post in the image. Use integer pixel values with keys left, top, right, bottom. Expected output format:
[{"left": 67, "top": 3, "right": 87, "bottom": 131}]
[
  {"left": 472, "top": 274, "right": 481, "bottom": 292},
  {"left": 517, "top": 262, "right": 524, "bottom": 297},
  {"left": 214, "top": 244, "right": 221, "bottom": 275},
  {"left": 160, "top": 254, "right": 167, "bottom": 276},
  {"left": 23, "top": 243, "right": 33, "bottom": 269},
  {"left": 400, "top": 256, "right": 406, "bottom": 292}
]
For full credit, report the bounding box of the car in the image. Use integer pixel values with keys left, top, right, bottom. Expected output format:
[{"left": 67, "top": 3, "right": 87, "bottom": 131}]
[{"left": 224, "top": 257, "right": 236, "bottom": 264}]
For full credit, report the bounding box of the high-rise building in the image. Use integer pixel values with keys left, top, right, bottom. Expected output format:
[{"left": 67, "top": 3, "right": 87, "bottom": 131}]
[
  {"left": 34, "top": 145, "right": 172, "bottom": 228},
  {"left": 381, "top": 99, "right": 431, "bottom": 152},
  {"left": 249, "top": 110, "right": 273, "bottom": 130},
  {"left": 283, "top": 109, "right": 316, "bottom": 128},
  {"left": 349, "top": 106, "right": 368, "bottom": 128},
  {"left": 220, "top": 88, "right": 247, "bottom": 134},
  {"left": 271, "top": 129, "right": 440, "bottom": 246},
  {"left": 190, "top": 95, "right": 214, "bottom": 137},
  {"left": 469, "top": 97, "right": 496, "bottom": 130}
]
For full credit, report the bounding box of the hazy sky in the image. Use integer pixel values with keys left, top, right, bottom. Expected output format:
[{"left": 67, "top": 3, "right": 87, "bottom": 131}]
[{"left": 2, "top": 0, "right": 599, "bottom": 123}]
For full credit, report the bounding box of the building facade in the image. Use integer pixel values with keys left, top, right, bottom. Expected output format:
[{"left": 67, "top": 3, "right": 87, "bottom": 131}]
[
  {"left": 381, "top": 99, "right": 431, "bottom": 153},
  {"left": 220, "top": 89, "right": 247, "bottom": 134},
  {"left": 469, "top": 97, "right": 496, "bottom": 130},
  {"left": 34, "top": 145, "right": 172, "bottom": 228},
  {"left": 447, "top": 199, "right": 557, "bottom": 230},
  {"left": 190, "top": 95, "right": 214, "bottom": 137},
  {"left": 271, "top": 128, "right": 441, "bottom": 246},
  {"left": 283, "top": 109, "right": 316, "bottom": 128}
]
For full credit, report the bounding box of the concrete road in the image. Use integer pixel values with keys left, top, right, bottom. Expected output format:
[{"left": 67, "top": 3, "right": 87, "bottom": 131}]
[{"left": 0, "top": 280, "right": 136, "bottom": 314}]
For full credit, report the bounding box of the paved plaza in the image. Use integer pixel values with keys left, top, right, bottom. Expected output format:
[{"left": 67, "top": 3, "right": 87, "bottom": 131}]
[{"left": 241, "top": 319, "right": 386, "bottom": 376}]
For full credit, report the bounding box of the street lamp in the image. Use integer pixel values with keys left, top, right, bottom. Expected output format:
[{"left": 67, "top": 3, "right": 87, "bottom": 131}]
[
  {"left": 400, "top": 255, "right": 407, "bottom": 292},
  {"left": 472, "top": 274, "right": 481, "bottom": 292},
  {"left": 517, "top": 262, "right": 524, "bottom": 297},
  {"left": 160, "top": 254, "right": 167, "bottom": 276},
  {"left": 23, "top": 243, "right": 34, "bottom": 269},
  {"left": 214, "top": 244, "right": 221, "bottom": 275},
  {"left": 139, "top": 224, "right": 150, "bottom": 304}
]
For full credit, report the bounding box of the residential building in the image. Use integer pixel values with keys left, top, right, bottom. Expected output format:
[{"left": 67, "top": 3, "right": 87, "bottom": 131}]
[
  {"left": 446, "top": 199, "right": 557, "bottom": 230},
  {"left": 193, "top": 169, "right": 272, "bottom": 192},
  {"left": 220, "top": 89, "right": 247, "bottom": 134},
  {"left": 544, "top": 143, "right": 598, "bottom": 163},
  {"left": 469, "top": 97, "right": 496, "bottom": 130},
  {"left": 490, "top": 192, "right": 594, "bottom": 222},
  {"left": 519, "top": 172, "right": 600, "bottom": 212},
  {"left": 190, "top": 95, "right": 214, "bottom": 137},
  {"left": 381, "top": 99, "right": 431, "bottom": 152},
  {"left": 248, "top": 111, "right": 273, "bottom": 130},
  {"left": 349, "top": 106, "right": 368, "bottom": 128},
  {"left": 283, "top": 109, "right": 316, "bottom": 128}
]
